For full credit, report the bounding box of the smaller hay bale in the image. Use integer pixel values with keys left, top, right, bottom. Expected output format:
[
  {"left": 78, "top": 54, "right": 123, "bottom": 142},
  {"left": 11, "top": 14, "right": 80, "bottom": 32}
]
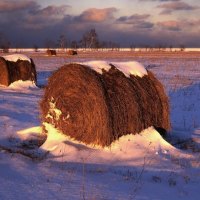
[
  {"left": 67, "top": 50, "right": 78, "bottom": 55},
  {"left": 0, "top": 54, "right": 37, "bottom": 86},
  {"left": 47, "top": 49, "right": 57, "bottom": 56}
]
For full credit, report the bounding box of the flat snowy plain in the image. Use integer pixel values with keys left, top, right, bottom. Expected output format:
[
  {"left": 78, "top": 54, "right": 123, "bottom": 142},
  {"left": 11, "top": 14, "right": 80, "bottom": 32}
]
[{"left": 0, "top": 50, "right": 200, "bottom": 200}]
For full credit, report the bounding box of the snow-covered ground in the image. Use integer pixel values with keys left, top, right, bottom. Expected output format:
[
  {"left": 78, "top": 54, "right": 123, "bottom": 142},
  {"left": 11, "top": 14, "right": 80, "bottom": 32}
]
[{"left": 0, "top": 52, "right": 200, "bottom": 200}]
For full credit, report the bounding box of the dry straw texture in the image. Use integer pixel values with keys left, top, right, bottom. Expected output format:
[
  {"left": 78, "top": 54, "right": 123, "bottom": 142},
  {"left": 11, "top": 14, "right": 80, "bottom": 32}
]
[
  {"left": 41, "top": 63, "right": 170, "bottom": 146},
  {"left": 0, "top": 57, "right": 37, "bottom": 86}
]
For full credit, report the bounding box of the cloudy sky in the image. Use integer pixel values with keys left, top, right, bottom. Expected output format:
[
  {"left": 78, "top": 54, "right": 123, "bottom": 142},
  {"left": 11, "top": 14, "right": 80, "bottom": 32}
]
[{"left": 0, "top": 0, "right": 199, "bottom": 47}]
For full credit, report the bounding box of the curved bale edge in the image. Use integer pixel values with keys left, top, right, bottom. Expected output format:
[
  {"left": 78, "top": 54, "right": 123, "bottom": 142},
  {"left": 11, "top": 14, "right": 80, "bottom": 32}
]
[
  {"left": 0, "top": 57, "right": 10, "bottom": 86},
  {"left": 147, "top": 71, "right": 170, "bottom": 131}
]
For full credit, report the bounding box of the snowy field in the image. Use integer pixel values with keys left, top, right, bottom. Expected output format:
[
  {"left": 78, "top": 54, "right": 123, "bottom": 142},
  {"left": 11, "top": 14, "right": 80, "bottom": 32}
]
[{"left": 0, "top": 51, "right": 200, "bottom": 200}]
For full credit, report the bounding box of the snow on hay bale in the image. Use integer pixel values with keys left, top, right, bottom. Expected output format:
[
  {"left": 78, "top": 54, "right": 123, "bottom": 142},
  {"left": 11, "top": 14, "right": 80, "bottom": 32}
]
[
  {"left": 46, "top": 49, "right": 57, "bottom": 56},
  {"left": 40, "top": 61, "right": 170, "bottom": 146},
  {"left": 0, "top": 54, "right": 37, "bottom": 86}
]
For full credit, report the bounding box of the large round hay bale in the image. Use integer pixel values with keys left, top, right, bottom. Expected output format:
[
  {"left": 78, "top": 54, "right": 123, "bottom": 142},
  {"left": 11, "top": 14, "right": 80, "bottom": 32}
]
[
  {"left": 0, "top": 54, "right": 37, "bottom": 86},
  {"left": 41, "top": 62, "right": 170, "bottom": 146}
]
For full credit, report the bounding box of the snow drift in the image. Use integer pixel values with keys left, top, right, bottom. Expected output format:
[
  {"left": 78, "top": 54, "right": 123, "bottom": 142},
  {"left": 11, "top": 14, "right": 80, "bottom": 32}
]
[{"left": 40, "top": 62, "right": 170, "bottom": 147}]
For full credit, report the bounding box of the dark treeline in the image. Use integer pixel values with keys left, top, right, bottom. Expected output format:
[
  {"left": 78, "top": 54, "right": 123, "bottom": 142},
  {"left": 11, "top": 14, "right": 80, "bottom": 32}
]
[{"left": 0, "top": 28, "right": 186, "bottom": 52}]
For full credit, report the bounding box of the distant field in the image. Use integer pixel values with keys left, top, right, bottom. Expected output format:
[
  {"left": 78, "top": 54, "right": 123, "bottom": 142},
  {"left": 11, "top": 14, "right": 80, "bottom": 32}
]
[
  {"left": 1, "top": 50, "right": 200, "bottom": 59},
  {"left": 1, "top": 50, "right": 200, "bottom": 200}
]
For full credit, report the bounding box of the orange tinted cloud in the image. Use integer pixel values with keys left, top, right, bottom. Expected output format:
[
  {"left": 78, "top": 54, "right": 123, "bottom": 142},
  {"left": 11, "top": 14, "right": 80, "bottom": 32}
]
[
  {"left": 76, "top": 8, "right": 117, "bottom": 22},
  {"left": 0, "top": 0, "right": 38, "bottom": 12},
  {"left": 157, "top": 2, "right": 198, "bottom": 14}
]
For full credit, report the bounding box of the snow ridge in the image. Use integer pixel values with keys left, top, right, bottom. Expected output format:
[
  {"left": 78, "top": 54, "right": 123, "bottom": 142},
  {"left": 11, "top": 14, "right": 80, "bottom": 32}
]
[
  {"left": 2, "top": 54, "right": 31, "bottom": 63},
  {"left": 81, "top": 60, "right": 147, "bottom": 78}
]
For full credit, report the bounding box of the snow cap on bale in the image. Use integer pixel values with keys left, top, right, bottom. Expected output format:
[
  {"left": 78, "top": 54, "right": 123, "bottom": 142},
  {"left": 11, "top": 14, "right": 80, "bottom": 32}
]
[
  {"left": 81, "top": 60, "right": 147, "bottom": 77},
  {"left": 0, "top": 54, "right": 37, "bottom": 87},
  {"left": 41, "top": 61, "right": 170, "bottom": 147},
  {"left": 2, "top": 54, "right": 31, "bottom": 63}
]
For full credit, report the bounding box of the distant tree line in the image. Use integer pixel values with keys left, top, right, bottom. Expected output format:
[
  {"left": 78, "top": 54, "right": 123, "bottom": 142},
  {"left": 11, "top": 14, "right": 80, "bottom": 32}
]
[
  {"left": 130, "top": 43, "right": 185, "bottom": 52},
  {"left": 0, "top": 32, "right": 11, "bottom": 53},
  {"left": 44, "top": 28, "right": 121, "bottom": 51},
  {"left": 0, "top": 29, "right": 186, "bottom": 52}
]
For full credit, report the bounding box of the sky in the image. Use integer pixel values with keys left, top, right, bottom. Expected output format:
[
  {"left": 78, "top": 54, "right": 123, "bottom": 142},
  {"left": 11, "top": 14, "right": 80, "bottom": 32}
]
[{"left": 0, "top": 0, "right": 199, "bottom": 47}]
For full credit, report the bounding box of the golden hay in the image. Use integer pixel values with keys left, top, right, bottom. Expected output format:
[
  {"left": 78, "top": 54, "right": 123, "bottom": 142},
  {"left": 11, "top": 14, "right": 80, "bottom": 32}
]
[{"left": 40, "top": 63, "right": 170, "bottom": 146}]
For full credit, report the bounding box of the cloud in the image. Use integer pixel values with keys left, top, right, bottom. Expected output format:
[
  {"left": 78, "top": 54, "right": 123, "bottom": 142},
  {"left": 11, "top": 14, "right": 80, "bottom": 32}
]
[
  {"left": 140, "top": 0, "right": 180, "bottom": 2},
  {"left": 136, "top": 21, "right": 154, "bottom": 29},
  {"left": 24, "top": 5, "right": 70, "bottom": 29},
  {"left": 157, "top": 20, "right": 181, "bottom": 31},
  {"left": 157, "top": 19, "right": 200, "bottom": 31},
  {"left": 116, "top": 14, "right": 153, "bottom": 29},
  {"left": 117, "top": 14, "right": 150, "bottom": 23},
  {"left": 30, "top": 5, "right": 70, "bottom": 17},
  {"left": 0, "top": 1, "right": 199, "bottom": 47},
  {"left": 157, "top": 2, "right": 198, "bottom": 14},
  {"left": 75, "top": 8, "right": 117, "bottom": 23},
  {"left": 0, "top": 1, "right": 71, "bottom": 29},
  {"left": 0, "top": 0, "right": 38, "bottom": 12}
]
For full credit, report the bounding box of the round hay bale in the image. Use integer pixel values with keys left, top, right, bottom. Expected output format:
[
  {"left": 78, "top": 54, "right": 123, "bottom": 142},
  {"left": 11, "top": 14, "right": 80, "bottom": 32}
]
[
  {"left": 67, "top": 50, "right": 77, "bottom": 55},
  {"left": 0, "top": 54, "right": 37, "bottom": 86},
  {"left": 41, "top": 64, "right": 113, "bottom": 146},
  {"left": 41, "top": 62, "right": 170, "bottom": 146},
  {"left": 47, "top": 49, "right": 57, "bottom": 56}
]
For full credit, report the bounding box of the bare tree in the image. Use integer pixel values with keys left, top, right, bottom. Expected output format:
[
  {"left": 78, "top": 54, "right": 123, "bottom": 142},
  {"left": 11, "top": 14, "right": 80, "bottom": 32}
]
[
  {"left": 130, "top": 43, "right": 136, "bottom": 51},
  {"left": 33, "top": 44, "right": 39, "bottom": 52},
  {"left": 70, "top": 40, "right": 78, "bottom": 49},
  {"left": 169, "top": 44, "right": 173, "bottom": 52},
  {"left": 0, "top": 33, "right": 11, "bottom": 53},
  {"left": 179, "top": 44, "right": 185, "bottom": 52},
  {"left": 44, "top": 38, "right": 56, "bottom": 50},
  {"left": 57, "top": 34, "right": 67, "bottom": 51},
  {"left": 80, "top": 29, "right": 99, "bottom": 49}
]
